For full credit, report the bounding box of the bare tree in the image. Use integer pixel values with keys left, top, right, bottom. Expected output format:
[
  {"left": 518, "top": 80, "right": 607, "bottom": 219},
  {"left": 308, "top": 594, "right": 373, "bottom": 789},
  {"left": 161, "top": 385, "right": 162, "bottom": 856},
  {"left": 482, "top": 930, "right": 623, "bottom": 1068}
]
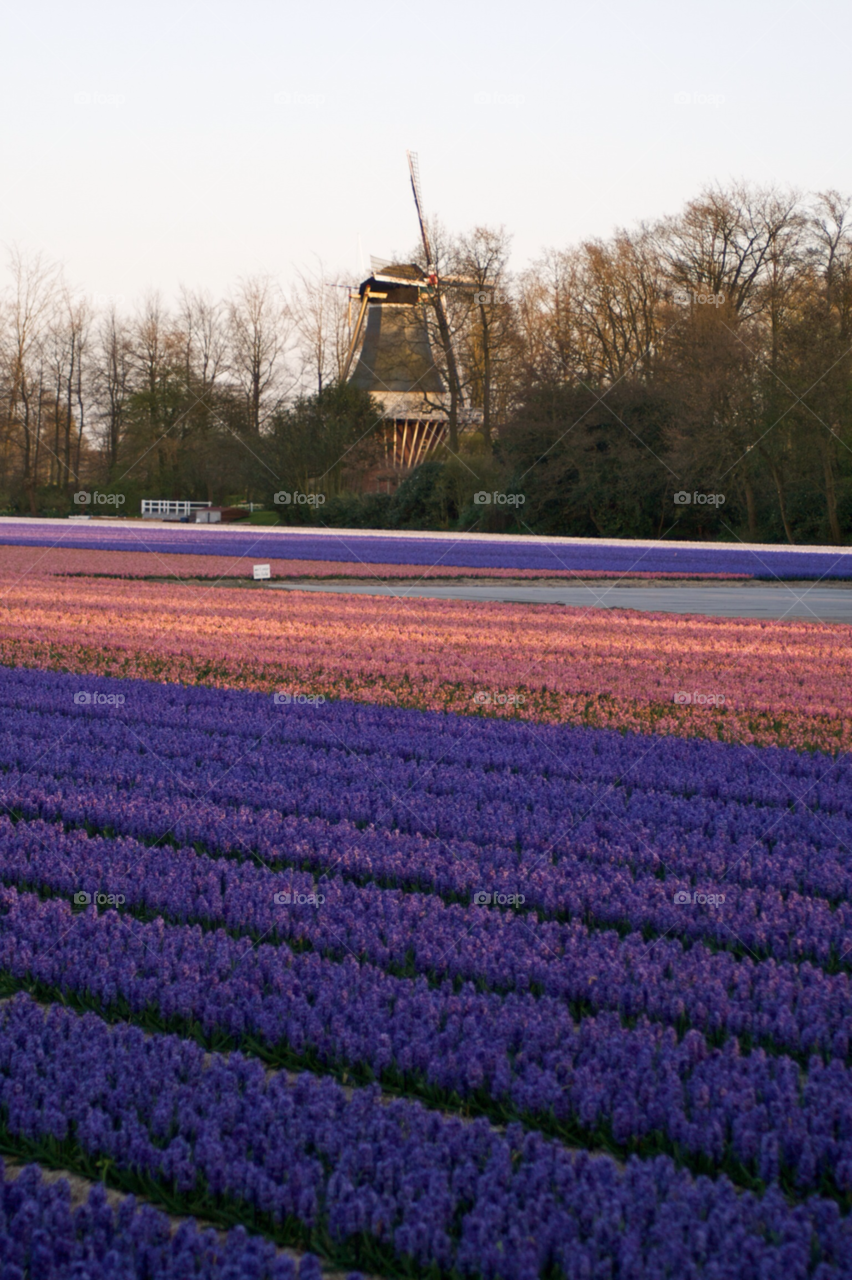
[
  {"left": 0, "top": 248, "right": 62, "bottom": 509},
  {"left": 290, "top": 260, "right": 351, "bottom": 394},
  {"left": 133, "top": 291, "right": 170, "bottom": 397},
  {"left": 456, "top": 226, "right": 517, "bottom": 451},
  {"left": 782, "top": 191, "right": 852, "bottom": 543},
  {"left": 227, "top": 274, "right": 292, "bottom": 432},
  {"left": 46, "top": 287, "right": 91, "bottom": 489},
  {"left": 92, "top": 305, "right": 134, "bottom": 472},
  {"left": 661, "top": 183, "right": 804, "bottom": 321},
  {"left": 516, "top": 227, "right": 667, "bottom": 402},
  {"left": 177, "top": 286, "right": 228, "bottom": 394},
  {"left": 516, "top": 248, "right": 583, "bottom": 384},
  {"left": 574, "top": 227, "right": 666, "bottom": 383}
]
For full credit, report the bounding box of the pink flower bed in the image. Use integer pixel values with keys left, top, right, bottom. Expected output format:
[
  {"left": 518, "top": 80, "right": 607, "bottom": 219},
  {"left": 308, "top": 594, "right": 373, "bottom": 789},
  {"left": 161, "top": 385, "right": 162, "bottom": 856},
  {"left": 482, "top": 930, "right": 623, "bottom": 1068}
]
[
  {"left": 0, "top": 570, "right": 848, "bottom": 752},
  {"left": 0, "top": 543, "right": 749, "bottom": 581}
]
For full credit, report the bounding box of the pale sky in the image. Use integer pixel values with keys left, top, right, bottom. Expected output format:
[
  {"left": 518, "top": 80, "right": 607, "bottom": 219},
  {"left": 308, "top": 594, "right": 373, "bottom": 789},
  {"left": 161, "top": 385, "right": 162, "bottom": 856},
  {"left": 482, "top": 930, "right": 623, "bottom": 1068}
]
[{"left": 0, "top": 0, "right": 847, "bottom": 305}]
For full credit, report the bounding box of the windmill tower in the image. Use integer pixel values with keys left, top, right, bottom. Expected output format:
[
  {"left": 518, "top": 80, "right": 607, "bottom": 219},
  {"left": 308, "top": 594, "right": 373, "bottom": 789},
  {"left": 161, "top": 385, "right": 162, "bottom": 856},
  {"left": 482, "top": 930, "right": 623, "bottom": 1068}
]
[{"left": 342, "top": 154, "right": 480, "bottom": 472}]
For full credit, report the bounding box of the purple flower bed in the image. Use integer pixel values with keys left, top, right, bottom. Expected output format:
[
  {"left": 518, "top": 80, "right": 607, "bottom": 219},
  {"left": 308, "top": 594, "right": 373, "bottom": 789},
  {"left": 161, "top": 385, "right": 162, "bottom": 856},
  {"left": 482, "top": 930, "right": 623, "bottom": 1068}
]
[
  {"left": 0, "top": 666, "right": 851, "bottom": 1272},
  {"left": 3, "top": 518, "right": 852, "bottom": 576},
  {"left": 1, "top": 815, "right": 851, "bottom": 1064},
  {"left": 2, "top": 668, "right": 852, "bottom": 970},
  {"left": 2, "top": 995, "right": 852, "bottom": 1280},
  {"left": 7, "top": 761, "right": 852, "bottom": 974},
  {"left": 0, "top": 1163, "right": 328, "bottom": 1280},
  {"left": 4, "top": 886, "right": 852, "bottom": 1200},
  {"left": 5, "top": 763, "right": 851, "bottom": 968}
]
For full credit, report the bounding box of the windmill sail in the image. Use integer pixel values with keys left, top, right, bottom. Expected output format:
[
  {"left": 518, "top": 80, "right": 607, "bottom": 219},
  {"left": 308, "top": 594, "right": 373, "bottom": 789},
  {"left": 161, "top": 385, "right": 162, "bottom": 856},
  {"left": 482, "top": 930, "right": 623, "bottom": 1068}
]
[
  {"left": 406, "top": 151, "right": 434, "bottom": 270},
  {"left": 405, "top": 150, "right": 462, "bottom": 441}
]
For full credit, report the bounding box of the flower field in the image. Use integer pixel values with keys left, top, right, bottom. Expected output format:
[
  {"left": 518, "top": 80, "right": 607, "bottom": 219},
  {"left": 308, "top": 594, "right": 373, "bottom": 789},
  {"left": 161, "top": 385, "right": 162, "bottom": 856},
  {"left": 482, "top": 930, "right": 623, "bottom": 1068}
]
[
  {"left": 0, "top": 543, "right": 852, "bottom": 1277},
  {"left": 0, "top": 541, "right": 750, "bottom": 582},
  {"left": 0, "top": 569, "right": 851, "bottom": 752},
  {"left": 3, "top": 517, "right": 852, "bottom": 577},
  {"left": 0, "top": 660, "right": 850, "bottom": 1276}
]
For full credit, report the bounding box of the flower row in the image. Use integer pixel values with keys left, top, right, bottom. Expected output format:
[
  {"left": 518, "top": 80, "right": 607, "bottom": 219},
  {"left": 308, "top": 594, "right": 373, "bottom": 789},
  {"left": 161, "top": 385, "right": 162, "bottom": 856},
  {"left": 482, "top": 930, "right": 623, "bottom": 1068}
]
[
  {"left": 2, "top": 520, "right": 850, "bottom": 576},
  {"left": 0, "top": 1164, "right": 329, "bottom": 1280},
  {"left": 1, "top": 814, "right": 851, "bottom": 1063},
  {"left": 0, "top": 540, "right": 748, "bottom": 582},
  {"left": 2, "top": 888, "right": 852, "bottom": 1197},
  {"left": 1, "top": 995, "right": 851, "bottom": 1280},
  {"left": 5, "top": 667, "right": 851, "bottom": 865},
  {"left": 1, "top": 669, "right": 851, "bottom": 969},
  {"left": 1, "top": 573, "right": 850, "bottom": 755}
]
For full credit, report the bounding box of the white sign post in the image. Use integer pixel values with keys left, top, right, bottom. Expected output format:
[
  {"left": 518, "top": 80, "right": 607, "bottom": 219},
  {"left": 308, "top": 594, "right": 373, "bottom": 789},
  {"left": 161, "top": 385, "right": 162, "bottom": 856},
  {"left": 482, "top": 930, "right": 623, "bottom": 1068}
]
[{"left": 253, "top": 564, "right": 271, "bottom": 581}]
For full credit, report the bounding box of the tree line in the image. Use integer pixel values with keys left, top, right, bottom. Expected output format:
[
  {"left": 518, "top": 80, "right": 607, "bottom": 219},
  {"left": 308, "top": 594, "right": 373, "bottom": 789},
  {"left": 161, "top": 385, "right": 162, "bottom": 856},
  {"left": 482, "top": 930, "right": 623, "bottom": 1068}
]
[{"left": 1, "top": 183, "right": 851, "bottom": 543}]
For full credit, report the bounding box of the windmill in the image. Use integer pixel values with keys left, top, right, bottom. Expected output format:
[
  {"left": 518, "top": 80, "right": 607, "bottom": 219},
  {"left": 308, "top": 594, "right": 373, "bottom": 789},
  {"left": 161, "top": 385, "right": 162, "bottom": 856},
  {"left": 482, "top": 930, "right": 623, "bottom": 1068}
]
[{"left": 342, "top": 153, "right": 481, "bottom": 472}]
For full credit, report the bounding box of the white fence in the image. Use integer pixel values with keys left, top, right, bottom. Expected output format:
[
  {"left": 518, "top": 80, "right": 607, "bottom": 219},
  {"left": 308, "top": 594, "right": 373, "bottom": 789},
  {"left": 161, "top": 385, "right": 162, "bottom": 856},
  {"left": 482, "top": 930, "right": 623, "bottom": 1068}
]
[{"left": 141, "top": 500, "right": 212, "bottom": 520}]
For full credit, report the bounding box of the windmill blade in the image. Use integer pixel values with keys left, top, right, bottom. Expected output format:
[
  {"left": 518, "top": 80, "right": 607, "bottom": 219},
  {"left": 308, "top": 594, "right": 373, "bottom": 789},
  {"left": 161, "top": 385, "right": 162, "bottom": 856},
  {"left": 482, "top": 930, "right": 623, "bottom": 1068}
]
[
  {"left": 341, "top": 286, "right": 371, "bottom": 380},
  {"left": 406, "top": 151, "right": 434, "bottom": 270},
  {"left": 404, "top": 150, "right": 463, "bottom": 433}
]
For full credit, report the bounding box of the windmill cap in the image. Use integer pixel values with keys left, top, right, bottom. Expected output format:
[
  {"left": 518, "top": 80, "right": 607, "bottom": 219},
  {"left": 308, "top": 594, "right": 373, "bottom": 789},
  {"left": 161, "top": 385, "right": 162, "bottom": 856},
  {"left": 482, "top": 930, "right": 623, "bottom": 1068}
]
[
  {"left": 360, "top": 262, "right": 428, "bottom": 292},
  {"left": 359, "top": 263, "right": 482, "bottom": 296}
]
